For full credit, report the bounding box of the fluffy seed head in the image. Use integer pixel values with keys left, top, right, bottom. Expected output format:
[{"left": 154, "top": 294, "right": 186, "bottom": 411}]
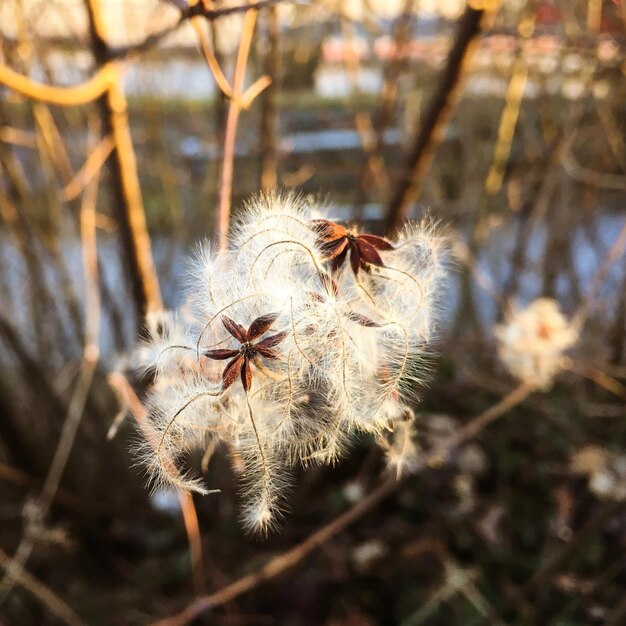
[
  {"left": 134, "top": 193, "right": 447, "bottom": 533},
  {"left": 495, "top": 298, "right": 578, "bottom": 389}
]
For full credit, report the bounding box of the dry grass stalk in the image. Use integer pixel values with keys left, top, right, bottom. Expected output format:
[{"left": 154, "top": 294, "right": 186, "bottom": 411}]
[
  {"left": 260, "top": 5, "right": 281, "bottom": 191},
  {"left": 484, "top": 13, "right": 534, "bottom": 195},
  {"left": 0, "top": 122, "right": 103, "bottom": 602}
]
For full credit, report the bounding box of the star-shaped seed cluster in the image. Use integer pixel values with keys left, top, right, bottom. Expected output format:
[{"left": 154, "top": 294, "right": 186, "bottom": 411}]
[
  {"left": 205, "top": 314, "right": 286, "bottom": 391},
  {"left": 312, "top": 219, "right": 395, "bottom": 275}
]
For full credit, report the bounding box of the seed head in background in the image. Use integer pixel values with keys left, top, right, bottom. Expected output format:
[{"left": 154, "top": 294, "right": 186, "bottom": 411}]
[
  {"left": 495, "top": 298, "right": 578, "bottom": 390},
  {"left": 135, "top": 192, "right": 448, "bottom": 534}
]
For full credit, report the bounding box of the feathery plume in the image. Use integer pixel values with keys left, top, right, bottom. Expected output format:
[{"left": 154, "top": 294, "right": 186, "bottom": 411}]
[{"left": 134, "top": 192, "right": 446, "bottom": 533}]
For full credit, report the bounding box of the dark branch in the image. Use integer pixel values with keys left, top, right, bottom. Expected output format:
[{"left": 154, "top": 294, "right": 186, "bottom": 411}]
[
  {"left": 384, "top": 5, "right": 486, "bottom": 234},
  {"left": 111, "top": 0, "right": 302, "bottom": 61}
]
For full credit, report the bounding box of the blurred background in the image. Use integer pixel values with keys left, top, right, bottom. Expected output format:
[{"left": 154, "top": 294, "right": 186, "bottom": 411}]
[{"left": 0, "top": 0, "right": 625, "bottom": 624}]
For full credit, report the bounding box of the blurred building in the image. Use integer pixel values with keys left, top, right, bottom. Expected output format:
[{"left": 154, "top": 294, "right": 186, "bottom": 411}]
[
  {"left": 1, "top": 0, "right": 624, "bottom": 47},
  {"left": 534, "top": 0, "right": 624, "bottom": 34},
  {"left": 0, "top": 0, "right": 467, "bottom": 48}
]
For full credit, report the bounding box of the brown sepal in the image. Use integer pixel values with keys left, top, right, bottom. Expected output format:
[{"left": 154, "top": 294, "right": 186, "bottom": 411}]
[
  {"left": 329, "top": 245, "right": 349, "bottom": 274},
  {"left": 256, "top": 331, "right": 287, "bottom": 351},
  {"left": 241, "top": 359, "right": 252, "bottom": 391},
  {"left": 205, "top": 348, "right": 239, "bottom": 360},
  {"left": 346, "top": 312, "right": 381, "bottom": 327},
  {"left": 358, "top": 234, "right": 395, "bottom": 251},
  {"left": 222, "top": 355, "right": 244, "bottom": 390},
  {"left": 350, "top": 244, "right": 361, "bottom": 275},
  {"left": 356, "top": 239, "right": 384, "bottom": 267},
  {"left": 311, "top": 219, "right": 347, "bottom": 241},
  {"left": 247, "top": 312, "right": 279, "bottom": 341},
  {"left": 222, "top": 316, "right": 247, "bottom": 343},
  {"left": 322, "top": 237, "right": 349, "bottom": 260},
  {"left": 256, "top": 346, "right": 281, "bottom": 359}
]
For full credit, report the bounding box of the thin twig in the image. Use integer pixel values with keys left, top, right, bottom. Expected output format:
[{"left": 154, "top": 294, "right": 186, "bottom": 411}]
[
  {"left": 562, "top": 358, "right": 626, "bottom": 402},
  {"left": 259, "top": 5, "right": 281, "bottom": 190},
  {"left": 0, "top": 546, "right": 86, "bottom": 626},
  {"left": 107, "top": 373, "right": 211, "bottom": 592},
  {"left": 62, "top": 134, "right": 115, "bottom": 201},
  {"left": 32, "top": 104, "right": 74, "bottom": 184},
  {"left": 574, "top": 219, "right": 626, "bottom": 327},
  {"left": 340, "top": 12, "right": 389, "bottom": 202},
  {"left": 179, "top": 493, "right": 206, "bottom": 596},
  {"left": 184, "top": 0, "right": 290, "bottom": 19},
  {"left": 353, "top": 0, "right": 416, "bottom": 215},
  {"left": 484, "top": 13, "right": 534, "bottom": 195},
  {"left": 111, "top": 0, "right": 295, "bottom": 61},
  {"left": 190, "top": 14, "right": 234, "bottom": 100},
  {"left": 217, "top": 7, "right": 263, "bottom": 252}
]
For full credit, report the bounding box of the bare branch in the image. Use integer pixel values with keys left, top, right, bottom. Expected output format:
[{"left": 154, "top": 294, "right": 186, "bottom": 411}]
[
  {"left": 111, "top": 0, "right": 300, "bottom": 61},
  {"left": 62, "top": 134, "right": 115, "bottom": 201},
  {"left": 217, "top": 7, "right": 264, "bottom": 252},
  {"left": 0, "top": 546, "right": 86, "bottom": 626},
  {"left": 86, "top": 0, "right": 163, "bottom": 320},
  {"left": 384, "top": 5, "right": 488, "bottom": 234},
  {"left": 0, "top": 62, "right": 117, "bottom": 106}
]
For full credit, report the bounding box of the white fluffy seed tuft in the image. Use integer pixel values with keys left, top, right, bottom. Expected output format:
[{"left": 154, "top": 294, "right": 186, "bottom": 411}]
[{"left": 134, "top": 192, "right": 446, "bottom": 532}]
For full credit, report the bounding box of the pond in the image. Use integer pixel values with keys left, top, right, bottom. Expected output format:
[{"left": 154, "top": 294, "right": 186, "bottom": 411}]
[{"left": 1, "top": 208, "right": 624, "bottom": 369}]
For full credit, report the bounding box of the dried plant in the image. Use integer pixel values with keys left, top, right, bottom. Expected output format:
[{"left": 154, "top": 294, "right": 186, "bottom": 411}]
[
  {"left": 311, "top": 219, "right": 394, "bottom": 275},
  {"left": 135, "top": 192, "right": 446, "bottom": 533},
  {"left": 495, "top": 298, "right": 578, "bottom": 390},
  {"left": 571, "top": 446, "right": 626, "bottom": 502}
]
